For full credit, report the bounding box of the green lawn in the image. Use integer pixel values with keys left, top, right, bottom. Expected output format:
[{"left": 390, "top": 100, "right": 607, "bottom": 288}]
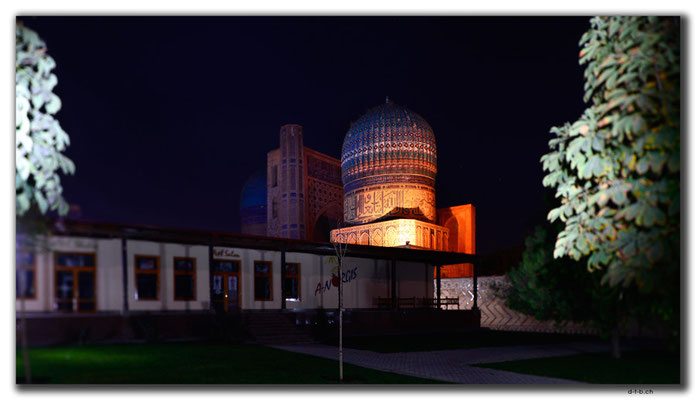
[
  {"left": 474, "top": 350, "right": 680, "bottom": 384},
  {"left": 329, "top": 330, "right": 603, "bottom": 353},
  {"left": 16, "top": 343, "right": 446, "bottom": 384}
]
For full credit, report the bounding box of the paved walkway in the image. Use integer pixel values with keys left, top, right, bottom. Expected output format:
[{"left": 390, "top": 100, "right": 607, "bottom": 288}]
[{"left": 270, "top": 342, "right": 613, "bottom": 384}]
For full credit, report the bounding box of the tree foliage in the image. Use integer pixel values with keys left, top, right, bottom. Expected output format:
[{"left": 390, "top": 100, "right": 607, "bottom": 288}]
[
  {"left": 541, "top": 16, "right": 680, "bottom": 310},
  {"left": 499, "top": 225, "right": 623, "bottom": 333},
  {"left": 16, "top": 23, "right": 74, "bottom": 216},
  {"left": 497, "top": 222, "right": 669, "bottom": 358}
]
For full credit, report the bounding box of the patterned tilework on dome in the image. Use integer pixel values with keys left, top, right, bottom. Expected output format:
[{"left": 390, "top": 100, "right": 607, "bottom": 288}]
[
  {"left": 340, "top": 101, "right": 438, "bottom": 225},
  {"left": 341, "top": 101, "right": 437, "bottom": 188}
]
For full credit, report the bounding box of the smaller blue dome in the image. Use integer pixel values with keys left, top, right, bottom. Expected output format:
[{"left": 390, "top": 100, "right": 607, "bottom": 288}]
[{"left": 240, "top": 170, "right": 267, "bottom": 209}]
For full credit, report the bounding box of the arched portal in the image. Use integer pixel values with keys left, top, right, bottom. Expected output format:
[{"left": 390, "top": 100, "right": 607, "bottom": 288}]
[{"left": 311, "top": 201, "right": 343, "bottom": 242}]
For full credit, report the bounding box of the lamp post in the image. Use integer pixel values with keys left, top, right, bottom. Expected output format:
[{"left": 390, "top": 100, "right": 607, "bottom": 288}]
[{"left": 332, "top": 234, "right": 348, "bottom": 382}]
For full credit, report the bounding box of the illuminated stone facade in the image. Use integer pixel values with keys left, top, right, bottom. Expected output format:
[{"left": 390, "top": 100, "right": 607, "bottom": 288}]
[
  {"left": 304, "top": 148, "right": 344, "bottom": 241},
  {"left": 437, "top": 204, "right": 476, "bottom": 277},
  {"left": 330, "top": 218, "right": 449, "bottom": 250},
  {"left": 344, "top": 183, "right": 437, "bottom": 225},
  {"left": 265, "top": 124, "right": 344, "bottom": 241}
]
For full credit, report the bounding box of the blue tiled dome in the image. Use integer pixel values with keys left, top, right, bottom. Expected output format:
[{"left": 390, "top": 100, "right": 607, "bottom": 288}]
[
  {"left": 240, "top": 170, "right": 268, "bottom": 232},
  {"left": 341, "top": 101, "right": 437, "bottom": 193},
  {"left": 240, "top": 170, "right": 267, "bottom": 209}
]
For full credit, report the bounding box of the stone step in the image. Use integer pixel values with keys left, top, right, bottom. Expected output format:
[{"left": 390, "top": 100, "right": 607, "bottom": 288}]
[
  {"left": 249, "top": 330, "right": 312, "bottom": 337},
  {"left": 254, "top": 336, "right": 315, "bottom": 344},
  {"left": 244, "top": 312, "right": 315, "bottom": 344},
  {"left": 251, "top": 329, "right": 311, "bottom": 335},
  {"left": 252, "top": 337, "right": 311, "bottom": 342},
  {"left": 247, "top": 319, "right": 296, "bottom": 324}
]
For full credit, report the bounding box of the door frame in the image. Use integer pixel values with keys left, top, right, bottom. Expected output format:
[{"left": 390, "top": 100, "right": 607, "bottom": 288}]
[{"left": 212, "top": 259, "right": 242, "bottom": 312}]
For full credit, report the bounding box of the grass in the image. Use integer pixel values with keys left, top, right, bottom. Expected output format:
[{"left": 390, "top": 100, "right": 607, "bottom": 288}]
[
  {"left": 328, "top": 330, "right": 603, "bottom": 353},
  {"left": 16, "top": 342, "right": 446, "bottom": 384},
  {"left": 474, "top": 350, "right": 680, "bottom": 384}
]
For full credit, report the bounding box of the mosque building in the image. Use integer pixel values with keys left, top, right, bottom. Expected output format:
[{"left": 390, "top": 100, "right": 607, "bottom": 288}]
[{"left": 241, "top": 99, "right": 476, "bottom": 278}]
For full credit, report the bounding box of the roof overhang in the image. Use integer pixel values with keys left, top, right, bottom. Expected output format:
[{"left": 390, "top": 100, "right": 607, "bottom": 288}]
[{"left": 45, "top": 219, "right": 477, "bottom": 266}]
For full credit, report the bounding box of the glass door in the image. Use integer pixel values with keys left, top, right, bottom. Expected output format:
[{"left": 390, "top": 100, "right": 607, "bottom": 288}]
[
  {"left": 226, "top": 275, "right": 239, "bottom": 311},
  {"left": 77, "top": 271, "right": 96, "bottom": 311},
  {"left": 212, "top": 260, "right": 241, "bottom": 312},
  {"left": 55, "top": 270, "right": 74, "bottom": 311}
]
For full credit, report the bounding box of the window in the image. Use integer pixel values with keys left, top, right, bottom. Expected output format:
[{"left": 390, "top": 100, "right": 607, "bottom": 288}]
[
  {"left": 16, "top": 252, "right": 36, "bottom": 299},
  {"left": 212, "top": 260, "right": 240, "bottom": 273},
  {"left": 284, "top": 263, "right": 300, "bottom": 301},
  {"left": 173, "top": 257, "right": 196, "bottom": 301},
  {"left": 254, "top": 261, "right": 272, "bottom": 301},
  {"left": 272, "top": 165, "right": 278, "bottom": 187},
  {"left": 135, "top": 255, "right": 159, "bottom": 300},
  {"left": 55, "top": 252, "right": 96, "bottom": 312},
  {"left": 272, "top": 199, "right": 278, "bottom": 218}
]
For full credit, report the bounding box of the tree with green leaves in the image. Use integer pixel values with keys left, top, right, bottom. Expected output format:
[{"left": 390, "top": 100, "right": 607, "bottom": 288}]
[
  {"left": 502, "top": 225, "right": 595, "bottom": 324},
  {"left": 16, "top": 23, "right": 74, "bottom": 217},
  {"left": 16, "top": 23, "right": 75, "bottom": 384},
  {"left": 541, "top": 17, "right": 680, "bottom": 333},
  {"left": 498, "top": 223, "right": 640, "bottom": 358}
]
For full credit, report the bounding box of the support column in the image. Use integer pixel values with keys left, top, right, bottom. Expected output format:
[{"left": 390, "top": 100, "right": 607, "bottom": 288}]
[
  {"left": 472, "top": 259, "right": 479, "bottom": 311},
  {"left": 391, "top": 259, "right": 397, "bottom": 309},
  {"left": 436, "top": 265, "right": 441, "bottom": 310},
  {"left": 120, "top": 236, "right": 129, "bottom": 315},
  {"left": 280, "top": 245, "right": 286, "bottom": 310},
  {"left": 208, "top": 242, "right": 215, "bottom": 312}
]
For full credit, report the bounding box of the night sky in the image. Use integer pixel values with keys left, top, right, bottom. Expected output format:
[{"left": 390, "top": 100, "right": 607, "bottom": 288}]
[{"left": 18, "top": 16, "right": 590, "bottom": 256}]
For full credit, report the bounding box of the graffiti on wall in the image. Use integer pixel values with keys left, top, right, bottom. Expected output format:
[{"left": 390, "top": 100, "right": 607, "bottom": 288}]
[{"left": 314, "top": 256, "right": 358, "bottom": 296}]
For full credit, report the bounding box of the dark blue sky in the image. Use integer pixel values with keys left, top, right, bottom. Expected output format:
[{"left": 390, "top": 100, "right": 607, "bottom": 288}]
[{"left": 19, "top": 16, "right": 589, "bottom": 255}]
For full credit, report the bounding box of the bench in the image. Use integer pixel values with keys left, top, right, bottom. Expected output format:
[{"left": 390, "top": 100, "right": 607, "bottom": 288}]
[
  {"left": 376, "top": 296, "right": 416, "bottom": 308},
  {"left": 422, "top": 297, "right": 460, "bottom": 309},
  {"left": 376, "top": 297, "right": 391, "bottom": 308},
  {"left": 376, "top": 296, "right": 459, "bottom": 309},
  {"left": 398, "top": 297, "right": 417, "bottom": 308}
]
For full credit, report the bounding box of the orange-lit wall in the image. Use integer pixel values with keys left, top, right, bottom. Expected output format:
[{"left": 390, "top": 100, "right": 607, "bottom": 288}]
[
  {"left": 437, "top": 204, "right": 476, "bottom": 278},
  {"left": 330, "top": 218, "right": 449, "bottom": 250}
]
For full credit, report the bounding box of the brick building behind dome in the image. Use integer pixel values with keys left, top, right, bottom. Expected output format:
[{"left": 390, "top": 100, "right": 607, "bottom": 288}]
[{"left": 262, "top": 124, "right": 344, "bottom": 241}]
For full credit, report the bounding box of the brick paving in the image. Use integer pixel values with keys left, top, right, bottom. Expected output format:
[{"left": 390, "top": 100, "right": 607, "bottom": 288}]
[{"left": 270, "top": 342, "right": 613, "bottom": 384}]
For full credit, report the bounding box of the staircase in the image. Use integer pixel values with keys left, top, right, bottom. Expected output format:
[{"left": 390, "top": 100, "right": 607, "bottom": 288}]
[{"left": 245, "top": 312, "right": 315, "bottom": 344}]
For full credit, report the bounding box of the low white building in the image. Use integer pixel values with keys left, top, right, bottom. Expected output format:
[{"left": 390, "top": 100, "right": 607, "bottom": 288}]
[{"left": 16, "top": 220, "right": 477, "bottom": 315}]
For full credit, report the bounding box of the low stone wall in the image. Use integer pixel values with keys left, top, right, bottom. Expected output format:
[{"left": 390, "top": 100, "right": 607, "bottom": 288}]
[
  {"left": 341, "top": 309, "right": 481, "bottom": 336},
  {"left": 16, "top": 311, "right": 245, "bottom": 346},
  {"left": 437, "top": 276, "right": 596, "bottom": 335},
  {"left": 17, "top": 308, "right": 482, "bottom": 346}
]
